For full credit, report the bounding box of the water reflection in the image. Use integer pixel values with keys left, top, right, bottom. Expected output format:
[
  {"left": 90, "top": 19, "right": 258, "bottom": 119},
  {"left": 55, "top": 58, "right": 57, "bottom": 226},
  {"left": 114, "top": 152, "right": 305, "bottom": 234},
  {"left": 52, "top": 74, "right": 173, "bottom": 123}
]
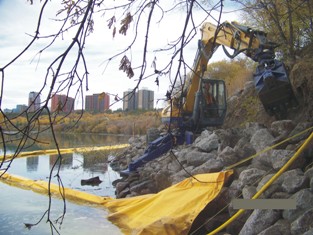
[
  {"left": 6, "top": 152, "right": 120, "bottom": 197},
  {"left": 0, "top": 133, "right": 128, "bottom": 235},
  {"left": 2, "top": 133, "right": 130, "bottom": 197},
  {"left": 4, "top": 132, "right": 129, "bottom": 153},
  {"left": 26, "top": 157, "right": 38, "bottom": 172},
  {"left": 49, "top": 154, "right": 73, "bottom": 170}
]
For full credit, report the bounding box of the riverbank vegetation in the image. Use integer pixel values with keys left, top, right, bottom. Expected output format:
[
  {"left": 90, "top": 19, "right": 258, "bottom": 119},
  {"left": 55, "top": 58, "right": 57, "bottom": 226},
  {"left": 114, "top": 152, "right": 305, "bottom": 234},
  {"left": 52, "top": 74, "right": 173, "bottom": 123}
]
[{"left": 2, "top": 110, "right": 162, "bottom": 136}]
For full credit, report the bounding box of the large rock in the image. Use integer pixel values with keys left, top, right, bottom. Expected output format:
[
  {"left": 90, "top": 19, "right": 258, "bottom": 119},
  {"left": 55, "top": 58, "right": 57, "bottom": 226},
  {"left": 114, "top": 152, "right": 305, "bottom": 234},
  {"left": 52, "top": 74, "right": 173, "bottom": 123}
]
[
  {"left": 305, "top": 167, "right": 313, "bottom": 193},
  {"left": 239, "top": 168, "right": 267, "bottom": 186},
  {"left": 304, "top": 166, "right": 313, "bottom": 180},
  {"left": 269, "top": 149, "right": 306, "bottom": 170},
  {"left": 270, "top": 120, "right": 296, "bottom": 137},
  {"left": 244, "top": 122, "right": 266, "bottom": 138},
  {"left": 167, "top": 160, "right": 182, "bottom": 172},
  {"left": 186, "top": 150, "right": 214, "bottom": 167},
  {"left": 128, "top": 135, "right": 146, "bottom": 148},
  {"left": 170, "top": 166, "right": 195, "bottom": 184},
  {"left": 251, "top": 151, "right": 273, "bottom": 169},
  {"left": 256, "top": 173, "right": 282, "bottom": 198},
  {"left": 217, "top": 146, "right": 239, "bottom": 166},
  {"left": 194, "top": 132, "right": 220, "bottom": 152},
  {"left": 214, "top": 128, "right": 242, "bottom": 149},
  {"left": 191, "top": 158, "right": 223, "bottom": 175},
  {"left": 234, "top": 137, "right": 256, "bottom": 160},
  {"left": 303, "top": 229, "right": 313, "bottom": 235},
  {"left": 173, "top": 147, "right": 190, "bottom": 165},
  {"left": 282, "top": 188, "right": 313, "bottom": 221},
  {"left": 290, "top": 208, "right": 313, "bottom": 235},
  {"left": 250, "top": 129, "right": 275, "bottom": 152},
  {"left": 239, "top": 209, "right": 281, "bottom": 235},
  {"left": 288, "top": 122, "right": 313, "bottom": 143},
  {"left": 242, "top": 185, "right": 257, "bottom": 199},
  {"left": 229, "top": 179, "right": 245, "bottom": 196},
  {"left": 154, "top": 170, "right": 172, "bottom": 191},
  {"left": 130, "top": 179, "right": 156, "bottom": 195},
  {"left": 279, "top": 169, "right": 309, "bottom": 194},
  {"left": 257, "top": 219, "right": 291, "bottom": 235},
  {"left": 226, "top": 210, "right": 253, "bottom": 235}
]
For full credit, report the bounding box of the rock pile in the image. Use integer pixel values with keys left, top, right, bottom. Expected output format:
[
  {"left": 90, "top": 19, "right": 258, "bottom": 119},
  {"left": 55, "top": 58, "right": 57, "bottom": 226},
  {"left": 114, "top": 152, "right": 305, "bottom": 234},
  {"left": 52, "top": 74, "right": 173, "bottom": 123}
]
[{"left": 110, "top": 120, "right": 313, "bottom": 234}]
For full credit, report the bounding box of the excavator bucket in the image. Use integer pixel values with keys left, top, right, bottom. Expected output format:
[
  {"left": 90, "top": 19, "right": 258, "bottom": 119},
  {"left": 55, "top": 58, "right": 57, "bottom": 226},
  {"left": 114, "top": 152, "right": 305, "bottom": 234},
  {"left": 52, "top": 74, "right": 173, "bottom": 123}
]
[{"left": 254, "top": 59, "right": 298, "bottom": 119}]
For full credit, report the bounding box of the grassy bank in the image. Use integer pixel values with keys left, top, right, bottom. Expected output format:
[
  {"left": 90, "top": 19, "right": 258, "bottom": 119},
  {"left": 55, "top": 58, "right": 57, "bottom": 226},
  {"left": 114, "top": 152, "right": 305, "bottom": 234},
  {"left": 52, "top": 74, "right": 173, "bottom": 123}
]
[{"left": 2, "top": 110, "right": 162, "bottom": 136}]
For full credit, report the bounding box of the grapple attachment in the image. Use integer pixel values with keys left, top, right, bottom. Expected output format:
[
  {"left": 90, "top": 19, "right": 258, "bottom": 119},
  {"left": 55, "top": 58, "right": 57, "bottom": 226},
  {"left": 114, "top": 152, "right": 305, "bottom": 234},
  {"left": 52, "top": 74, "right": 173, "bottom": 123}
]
[{"left": 254, "top": 59, "right": 298, "bottom": 119}]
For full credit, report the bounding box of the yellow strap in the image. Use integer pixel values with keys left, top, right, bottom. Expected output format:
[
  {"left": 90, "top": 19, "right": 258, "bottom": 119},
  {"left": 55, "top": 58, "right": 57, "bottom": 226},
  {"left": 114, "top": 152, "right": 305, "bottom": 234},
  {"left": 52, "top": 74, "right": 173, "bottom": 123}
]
[
  {"left": 207, "top": 130, "right": 313, "bottom": 235},
  {"left": 225, "top": 125, "right": 313, "bottom": 170}
]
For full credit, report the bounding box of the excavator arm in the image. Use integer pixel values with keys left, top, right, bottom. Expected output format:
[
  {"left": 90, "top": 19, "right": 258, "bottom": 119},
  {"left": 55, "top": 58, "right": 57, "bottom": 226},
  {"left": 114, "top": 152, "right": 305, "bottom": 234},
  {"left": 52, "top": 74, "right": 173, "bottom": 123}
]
[
  {"left": 120, "top": 21, "right": 297, "bottom": 175},
  {"left": 162, "top": 21, "right": 297, "bottom": 129},
  {"left": 182, "top": 21, "right": 267, "bottom": 115}
]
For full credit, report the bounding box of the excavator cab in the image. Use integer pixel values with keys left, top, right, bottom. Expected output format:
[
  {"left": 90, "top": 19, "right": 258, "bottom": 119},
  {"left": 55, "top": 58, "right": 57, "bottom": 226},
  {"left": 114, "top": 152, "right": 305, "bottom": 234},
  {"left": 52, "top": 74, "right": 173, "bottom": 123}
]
[{"left": 191, "top": 79, "right": 227, "bottom": 129}]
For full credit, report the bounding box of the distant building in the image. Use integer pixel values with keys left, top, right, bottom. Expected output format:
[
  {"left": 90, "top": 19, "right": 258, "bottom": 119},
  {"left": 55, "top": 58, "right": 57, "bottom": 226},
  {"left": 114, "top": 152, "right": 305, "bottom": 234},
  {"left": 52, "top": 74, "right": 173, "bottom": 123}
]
[
  {"left": 85, "top": 95, "right": 93, "bottom": 112},
  {"left": 51, "top": 94, "right": 75, "bottom": 112},
  {"left": 123, "top": 88, "right": 154, "bottom": 111},
  {"left": 85, "top": 92, "right": 110, "bottom": 113},
  {"left": 14, "top": 104, "right": 28, "bottom": 113},
  {"left": 28, "top": 92, "right": 41, "bottom": 112},
  {"left": 3, "top": 108, "right": 12, "bottom": 113},
  {"left": 123, "top": 90, "right": 137, "bottom": 111},
  {"left": 138, "top": 89, "right": 154, "bottom": 110}
]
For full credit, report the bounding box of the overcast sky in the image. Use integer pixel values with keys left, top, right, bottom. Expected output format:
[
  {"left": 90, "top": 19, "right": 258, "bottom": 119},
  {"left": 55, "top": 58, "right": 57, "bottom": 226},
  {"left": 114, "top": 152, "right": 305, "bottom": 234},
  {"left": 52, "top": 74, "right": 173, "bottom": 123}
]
[{"left": 0, "top": 0, "right": 240, "bottom": 110}]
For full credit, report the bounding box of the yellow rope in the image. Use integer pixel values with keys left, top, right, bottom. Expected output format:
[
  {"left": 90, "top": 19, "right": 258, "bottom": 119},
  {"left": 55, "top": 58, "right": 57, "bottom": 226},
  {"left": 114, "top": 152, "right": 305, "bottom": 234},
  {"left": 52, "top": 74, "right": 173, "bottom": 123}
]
[
  {"left": 207, "top": 130, "right": 313, "bottom": 235},
  {"left": 225, "top": 125, "right": 313, "bottom": 170}
]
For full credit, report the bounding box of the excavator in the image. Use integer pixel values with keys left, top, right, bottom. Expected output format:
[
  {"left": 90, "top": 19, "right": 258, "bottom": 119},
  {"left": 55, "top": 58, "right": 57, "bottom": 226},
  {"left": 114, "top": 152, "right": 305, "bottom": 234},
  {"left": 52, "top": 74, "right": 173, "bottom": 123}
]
[{"left": 120, "top": 21, "right": 298, "bottom": 175}]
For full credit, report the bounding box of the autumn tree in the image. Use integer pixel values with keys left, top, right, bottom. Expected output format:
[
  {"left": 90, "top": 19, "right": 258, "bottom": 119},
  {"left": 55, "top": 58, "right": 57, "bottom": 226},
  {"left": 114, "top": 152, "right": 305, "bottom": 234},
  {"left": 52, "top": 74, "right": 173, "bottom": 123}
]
[
  {"left": 236, "top": 0, "right": 313, "bottom": 63},
  {"left": 206, "top": 58, "right": 255, "bottom": 97}
]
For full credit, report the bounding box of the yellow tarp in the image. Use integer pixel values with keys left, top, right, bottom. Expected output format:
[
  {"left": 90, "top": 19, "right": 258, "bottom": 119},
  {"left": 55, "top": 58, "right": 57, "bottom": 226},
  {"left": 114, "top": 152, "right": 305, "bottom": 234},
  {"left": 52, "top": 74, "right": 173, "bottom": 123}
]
[
  {"left": 0, "top": 170, "right": 233, "bottom": 235},
  {"left": 104, "top": 171, "right": 233, "bottom": 235}
]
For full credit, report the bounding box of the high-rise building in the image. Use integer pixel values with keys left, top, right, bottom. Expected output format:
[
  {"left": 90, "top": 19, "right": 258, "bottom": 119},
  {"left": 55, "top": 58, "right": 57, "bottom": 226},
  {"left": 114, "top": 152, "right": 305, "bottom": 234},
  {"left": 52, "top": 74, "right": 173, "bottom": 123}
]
[
  {"left": 123, "top": 88, "right": 154, "bottom": 111},
  {"left": 123, "top": 90, "right": 137, "bottom": 111},
  {"left": 28, "top": 92, "right": 41, "bottom": 112},
  {"left": 137, "top": 89, "right": 154, "bottom": 110},
  {"left": 85, "top": 93, "right": 110, "bottom": 113},
  {"left": 14, "top": 104, "right": 28, "bottom": 113},
  {"left": 85, "top": 95, "right": 93, "bottom": 112},
  {"left": 51, "top": 94, "right": 75, "bottom": 112}
]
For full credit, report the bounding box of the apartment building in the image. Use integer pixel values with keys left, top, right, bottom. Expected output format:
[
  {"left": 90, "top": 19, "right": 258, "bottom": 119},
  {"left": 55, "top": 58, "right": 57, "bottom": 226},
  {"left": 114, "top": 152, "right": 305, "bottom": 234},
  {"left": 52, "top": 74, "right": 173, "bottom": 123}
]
[
  {"left": 51, "top": 94, "right": 75, "bottom": 112},
  {"left": 123, "top": 89, "right": 154, "bottom": 111},
  {"left": 85, "top": 92, "right": 110, "bottom": 113},
  {"left": 28, "top": 91, "right": 41, "bottom": 112}
]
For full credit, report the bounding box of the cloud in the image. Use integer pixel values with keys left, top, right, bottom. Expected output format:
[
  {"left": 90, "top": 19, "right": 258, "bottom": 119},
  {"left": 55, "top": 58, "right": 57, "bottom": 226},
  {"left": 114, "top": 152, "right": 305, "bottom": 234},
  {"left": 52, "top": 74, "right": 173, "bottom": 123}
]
[{"left": 0, "top": 1, "right": 241, "bottom": 110}]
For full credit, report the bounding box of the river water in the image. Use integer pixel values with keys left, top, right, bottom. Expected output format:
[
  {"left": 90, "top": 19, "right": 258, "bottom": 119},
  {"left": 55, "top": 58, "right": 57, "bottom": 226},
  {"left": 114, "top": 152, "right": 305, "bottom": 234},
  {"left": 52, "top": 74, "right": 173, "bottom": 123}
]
[{"left": 0, "top": 133, "right": 130, "bottom": 235}]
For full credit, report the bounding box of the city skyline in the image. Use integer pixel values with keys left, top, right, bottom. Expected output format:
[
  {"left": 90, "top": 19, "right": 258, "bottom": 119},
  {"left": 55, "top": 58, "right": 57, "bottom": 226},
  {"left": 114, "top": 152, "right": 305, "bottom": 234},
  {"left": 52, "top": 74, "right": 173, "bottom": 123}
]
[
  {"left": 6, "top": 88, "right": 155, "bottom": 113},
  {"left": 0, "top": 1, "right": 238, "bottom": 112}
]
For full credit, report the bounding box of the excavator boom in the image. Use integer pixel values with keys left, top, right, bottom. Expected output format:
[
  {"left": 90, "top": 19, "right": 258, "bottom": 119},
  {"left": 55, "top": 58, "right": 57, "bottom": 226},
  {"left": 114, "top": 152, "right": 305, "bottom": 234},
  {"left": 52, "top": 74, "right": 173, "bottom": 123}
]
[
  {"left": 162, "top": 21, "right": 297, "bottom": 129},
  {"left": 121, "top": 21, "right": 297, "bottom": 174}
]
